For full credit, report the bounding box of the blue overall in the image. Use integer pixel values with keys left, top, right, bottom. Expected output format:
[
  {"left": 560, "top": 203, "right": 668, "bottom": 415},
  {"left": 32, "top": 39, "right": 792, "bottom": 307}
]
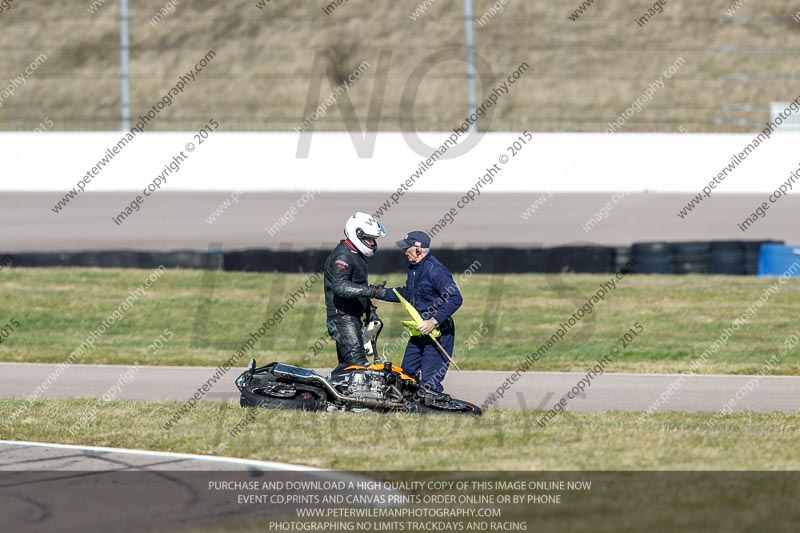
[{"left": 384, "top": 254, "right": 462, "bottom": 392}]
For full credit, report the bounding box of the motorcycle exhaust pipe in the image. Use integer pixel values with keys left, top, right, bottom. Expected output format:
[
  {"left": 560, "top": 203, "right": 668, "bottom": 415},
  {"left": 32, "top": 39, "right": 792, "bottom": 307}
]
[{"left": 272, "top": 363, "right": 406, "bottom": 410}]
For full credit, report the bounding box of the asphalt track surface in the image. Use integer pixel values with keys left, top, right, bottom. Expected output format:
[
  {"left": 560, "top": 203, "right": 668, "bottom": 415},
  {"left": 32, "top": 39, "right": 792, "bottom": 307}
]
[
  {"left": 0, "top": 440, "right": 400, "bottom": 533},
  {"left": 0, "top": 440, "right": 320, "bottom": 471},
  {"left": 1, "top": 363, "right": 797, "bottom": 413},
  {"left": 3, "top": 192, "right": 799, "bottom": 251}
]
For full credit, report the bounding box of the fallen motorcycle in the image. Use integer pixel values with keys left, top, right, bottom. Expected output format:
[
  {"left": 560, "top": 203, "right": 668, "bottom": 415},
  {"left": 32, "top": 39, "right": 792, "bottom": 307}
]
[{"left": 234, "top": 317, "right": 481, "bottom": 416}]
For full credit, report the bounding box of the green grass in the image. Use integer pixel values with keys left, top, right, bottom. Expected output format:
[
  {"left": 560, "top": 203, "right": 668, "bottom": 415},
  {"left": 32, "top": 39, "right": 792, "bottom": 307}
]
[
  {"left": 1, "top": 398, "right": 798, "bottom": 470},
  {"left": 1, "top": 267, "right": 799, "bottom": 374}
]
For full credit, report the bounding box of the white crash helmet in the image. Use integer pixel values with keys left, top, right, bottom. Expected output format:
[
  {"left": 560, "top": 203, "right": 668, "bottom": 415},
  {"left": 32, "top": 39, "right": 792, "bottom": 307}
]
[{"left": 344, "top": 212, "right": 387, "bottom": 257}]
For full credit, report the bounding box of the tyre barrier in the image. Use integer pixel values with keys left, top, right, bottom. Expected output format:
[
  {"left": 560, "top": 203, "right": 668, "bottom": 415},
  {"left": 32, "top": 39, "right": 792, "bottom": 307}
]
[
  {"left": 6, "top": 250, "right": 224, "bottom": 271},
  {"left": 671, "top": 242, "right": 711, "bottom": 275},
  {"left": 631, "top": 242, "right": 674, "bottom": 274},
  {"left": 432, "top": 248, "right": 547, "bottom": 274},
  {"left": 632, "top": 255, "right": 674, "bottom": 274},
  {"left": 543, "top": 246, "right": 615, "bottom": 273},
  {"left": 1, "top": 241, "right": 784, "bottom": 275},
  {"left": 630, "top": 240, "right": 782, "bottom": 275},
  {"left": 710, "top": 241, "right": 745, "bottom": 275},
  {"left": 613, "top": 246, "right": 632, "bottom": 272}
]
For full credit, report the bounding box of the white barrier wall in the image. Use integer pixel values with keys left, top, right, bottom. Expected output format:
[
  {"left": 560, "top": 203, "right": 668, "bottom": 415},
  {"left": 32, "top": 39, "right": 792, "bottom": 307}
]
[{"left": 1, "top": 131, "right": 799, "bottom": 193}]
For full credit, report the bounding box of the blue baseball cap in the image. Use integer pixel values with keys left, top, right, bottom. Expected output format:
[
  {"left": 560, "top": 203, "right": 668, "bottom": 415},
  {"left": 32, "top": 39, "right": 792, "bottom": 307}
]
[{"left": 395, "top": 230, "right": 431, "bottom": 249}]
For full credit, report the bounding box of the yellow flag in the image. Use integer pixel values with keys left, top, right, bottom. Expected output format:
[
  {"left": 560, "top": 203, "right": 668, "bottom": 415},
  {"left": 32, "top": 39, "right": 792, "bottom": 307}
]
[{"left": 393, "top": 289, "right": 441, "bottom": 338}]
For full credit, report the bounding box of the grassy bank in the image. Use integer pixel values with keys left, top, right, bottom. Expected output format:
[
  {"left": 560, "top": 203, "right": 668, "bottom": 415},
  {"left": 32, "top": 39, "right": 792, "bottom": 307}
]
[
  {"left": 1, "top": 267, "right": 799, "bottom": 374},
  {"left": 1, "top": 398, "right": 798, "bottom": 470}
]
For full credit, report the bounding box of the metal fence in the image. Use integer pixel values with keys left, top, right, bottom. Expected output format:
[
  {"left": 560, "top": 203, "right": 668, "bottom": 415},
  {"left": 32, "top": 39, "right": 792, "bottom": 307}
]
[{"left": 1, "top": 0, "right": 800, "bottom": 133}]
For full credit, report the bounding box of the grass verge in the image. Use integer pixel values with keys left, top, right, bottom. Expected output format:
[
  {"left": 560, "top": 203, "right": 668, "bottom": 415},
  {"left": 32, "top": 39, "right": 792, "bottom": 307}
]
[
  {"left": 1, "top": 399, "right": 798, "bottom": 470},
  {"left": 2, "top": 267, "right": 800, "bottom": 374}
]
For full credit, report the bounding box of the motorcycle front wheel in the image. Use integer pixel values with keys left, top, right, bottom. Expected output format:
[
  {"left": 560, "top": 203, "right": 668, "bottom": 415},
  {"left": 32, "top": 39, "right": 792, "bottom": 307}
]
[{"left": 240, "top": 382, "right": 318, "bottom": 410}]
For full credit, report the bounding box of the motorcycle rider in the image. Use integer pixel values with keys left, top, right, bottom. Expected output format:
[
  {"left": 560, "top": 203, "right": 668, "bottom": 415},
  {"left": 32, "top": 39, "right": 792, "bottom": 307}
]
[{"left": 324, "top": 212, "right": 389, "bottom": 381}]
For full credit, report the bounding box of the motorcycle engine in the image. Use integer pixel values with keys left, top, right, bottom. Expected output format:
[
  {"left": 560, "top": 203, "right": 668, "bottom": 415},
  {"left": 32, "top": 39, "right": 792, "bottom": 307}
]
[{"left": 346, "top": 370, "right": 387, "bottom": 399}]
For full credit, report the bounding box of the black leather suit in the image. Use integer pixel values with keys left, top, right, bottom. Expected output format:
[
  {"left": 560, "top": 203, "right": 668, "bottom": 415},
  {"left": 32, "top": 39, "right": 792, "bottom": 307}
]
[{"left": 323, "top": 240, "right": 383, "bottom": 377}]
